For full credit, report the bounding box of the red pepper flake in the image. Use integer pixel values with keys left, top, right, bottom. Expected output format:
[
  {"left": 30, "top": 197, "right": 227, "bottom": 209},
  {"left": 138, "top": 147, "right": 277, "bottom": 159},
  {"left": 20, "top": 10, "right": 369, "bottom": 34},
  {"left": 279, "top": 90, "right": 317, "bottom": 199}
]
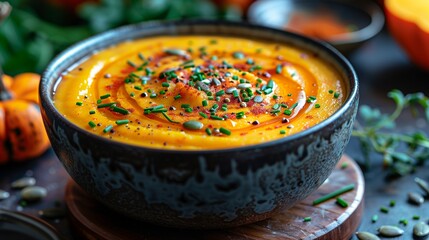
[{"left": 250, "top": 105, "right": 266, "bottom": 115}]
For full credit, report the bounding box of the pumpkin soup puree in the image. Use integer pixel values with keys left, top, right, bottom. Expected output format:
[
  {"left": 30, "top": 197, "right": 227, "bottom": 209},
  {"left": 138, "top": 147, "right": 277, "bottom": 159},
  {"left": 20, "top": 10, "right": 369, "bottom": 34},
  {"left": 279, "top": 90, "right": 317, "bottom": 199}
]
[{"left": 54, "top": 36, "right": 346, "bottom": 150}]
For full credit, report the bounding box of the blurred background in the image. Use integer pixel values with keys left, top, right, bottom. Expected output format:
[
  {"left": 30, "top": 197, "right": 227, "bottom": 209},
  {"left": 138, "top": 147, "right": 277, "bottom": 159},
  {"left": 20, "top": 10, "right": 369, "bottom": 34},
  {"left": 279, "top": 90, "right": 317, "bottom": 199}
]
[{"left": 0, "top": 0, "right": 255, "bottom": 75}]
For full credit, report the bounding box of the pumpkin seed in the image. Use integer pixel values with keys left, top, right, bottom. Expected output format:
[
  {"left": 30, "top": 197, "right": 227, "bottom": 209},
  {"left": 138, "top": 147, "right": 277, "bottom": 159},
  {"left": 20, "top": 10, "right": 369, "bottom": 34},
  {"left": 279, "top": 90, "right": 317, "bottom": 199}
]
[
  {"left": 413, "top": 221, "right": 429, "bottom": 237},
  {"left": 226, "top": 87, "right": 237, "bottom": 94},
  {"left": 21, "top": 186, "right": 47, "bottom": 201},
  {"left": 38, "top": 207, "right": 66, "bottom": 219},
  {"left": 196, "top": 82, "right": 210, "bottom": 91},
  {"left": 0, "top": 189, "right": 10, "bottom": 200},
  {"left": 415, "top": 177, "right": 429, "bottom": 195},
  {"left": 355, "top": 231, "right": 380, "bottom": 240},
  {"left": 408, "top": 192, "right": 424, "bottom": 205},
  {"left": 183, "top": 120, "right": 203, "bottom": 130},
  {"left": 254, "top": 95, "right": 263, "bottom": 103},
  {"left": 237, "top": 83, "right": 252, "bottom": 89},
  {"left": 213, "top": 78, "right": 221, "bottom": 86},
  {"left": 11, "top": 177, "right": 36, "bottom": 189},
  {"left": 201, "top": 79, "right": 211, "bottom": 85},
  {"left": 164, "top": 49, "right": 188, "bottom": 56},
  {"left": 377, "top": 225, "right": 404, "bottom": 237}
]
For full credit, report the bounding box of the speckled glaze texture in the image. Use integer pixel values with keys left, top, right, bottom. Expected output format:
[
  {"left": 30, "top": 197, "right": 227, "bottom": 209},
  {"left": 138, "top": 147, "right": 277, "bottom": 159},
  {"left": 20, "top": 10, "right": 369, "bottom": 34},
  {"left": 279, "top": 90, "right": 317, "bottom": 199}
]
[{"left": 40, "top": 20, "right": 359, "bottom": 229}]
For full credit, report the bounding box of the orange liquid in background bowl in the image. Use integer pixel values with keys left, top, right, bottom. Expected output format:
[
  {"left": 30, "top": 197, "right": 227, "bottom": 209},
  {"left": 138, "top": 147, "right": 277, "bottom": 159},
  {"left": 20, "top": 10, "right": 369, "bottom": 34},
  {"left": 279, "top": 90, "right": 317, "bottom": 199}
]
[{"left": 285, "top": 11, "right": 352, "bottom": 41}]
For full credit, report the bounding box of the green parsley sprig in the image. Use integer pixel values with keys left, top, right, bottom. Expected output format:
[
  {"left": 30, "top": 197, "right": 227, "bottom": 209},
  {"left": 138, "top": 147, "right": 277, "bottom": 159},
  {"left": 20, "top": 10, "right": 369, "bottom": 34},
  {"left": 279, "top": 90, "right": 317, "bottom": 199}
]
[{"left": 352, "top": 89, "right": 429, "bottom": 176}]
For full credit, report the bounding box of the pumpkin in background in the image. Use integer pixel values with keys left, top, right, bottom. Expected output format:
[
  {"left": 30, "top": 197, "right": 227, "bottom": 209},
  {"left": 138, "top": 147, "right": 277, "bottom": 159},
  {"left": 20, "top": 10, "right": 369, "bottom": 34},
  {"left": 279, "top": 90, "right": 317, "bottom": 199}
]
[
  {"left": 385, "top": 0, "right": 429, "bottom": 70},
  {"left": 0, "top": 73, "right": 50, "bottom": 164}
]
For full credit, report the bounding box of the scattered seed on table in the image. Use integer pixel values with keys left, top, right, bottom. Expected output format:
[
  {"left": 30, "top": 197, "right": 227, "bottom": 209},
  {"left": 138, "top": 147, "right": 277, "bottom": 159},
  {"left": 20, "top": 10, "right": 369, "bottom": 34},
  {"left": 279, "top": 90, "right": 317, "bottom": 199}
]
[
  {"left": 355, "top": 231, "right": 380, "bottom": 240},
  {"left": 0, "top": 189, "right": 10, "bottom": 200},
  {"left": 408, "top": 192, "right": 424, "bottom": 205},
  {"left": 415, "top": 177, "right": 429, "bottom": 195},
  {"left": 21, "top": 186, "right": 47, "bottom": 202},
  {"left": 377, "top": 225, "right": 404, "bottom": 237},
  {"left": 413, "top": 221, "right": 429, "bottom": 237},
  {"left": 11, "top": 177, "right": 36, "bottom": 189}
]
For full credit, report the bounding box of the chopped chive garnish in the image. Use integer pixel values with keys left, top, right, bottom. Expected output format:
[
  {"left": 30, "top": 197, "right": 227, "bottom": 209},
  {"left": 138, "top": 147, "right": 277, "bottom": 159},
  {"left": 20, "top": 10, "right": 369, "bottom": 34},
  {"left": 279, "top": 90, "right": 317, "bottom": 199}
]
[
  {"left": 290, "top": 102, "right": 298, "bottom": 109},
  {"left": 219, "top": 127, "right": 231, "bottom": 135},
  {"left": 336, "top": 197, "right": 349, "bottom": 208},
  {"left": 372, "top": 214, "right": 378, "bottom": 223},
  {"left": 174, "top": 94, "right": 181, "bottom": 100},
  {"left": 150, "top": 93, "right": 157, "bottom": 98},
  {"left": 329, "top": 89, "right": 334, "bottom": 94},
  {"left": 380, "top": 207, "right": 389, "bottom": 213},
  {"left": 216, "top": 90, "right": 225, "bottom": 96},
  {"left": 199, "top": 112, "right": 208, "bottom": 118},
  {"left": 76, "top": 102, "right": 83, "bottom": 106},
  {"left": 161, "top": 112, "right": 179, "bottom": 123},
  {"left": 181, "top": 104, "right": 191, "bottom": 109},
  {"left": 103, "top": 125, "right": 113, "bottom": 133},
  {"left": 232, "top": 90, "right": 239, "bottom": 98},
  {"left": 280, "top": 130, "right": 286, "bottom": 134},
  {"left": 413, "top": 215, "right": 420, "bottom": 220},
  {"left": 111, "top": 106, "right": 129, "bottom": 115},
  {"left": 89, "top": 110, "right": 96, "bottom": 115},
  {"left": 205, "top": 128, "right": 212, "bottom": 135},
  {"left": 334, "top": 92, "right": 340, "bottom": 98},
  {"left": 315, "top": 104, "right": 321, "bottom": 108},
  {"left": 130, "top": 92, "right": 135, "bottom": 97},
  {"left": 233, "top": 51, "right": 244, "bottom": 59},
  {"left": 134, "top": 86, "right": 142, "bottom": 90},
  {"left": 138, "top": 52, "right": 144, "bottom": 60},
  {"left": 389, "top": 200, "right": 396, "bottom": 207},
  {"left": 162, "top": 82, "right": 170, "bottom": 87},
  {"left": 273, "top": 95, "right": 278, "bottom": 99},
  {"left": 313, "top": 184, "right": 355, "bottom": 205},
  {"left": 97, "top": 99, "right": 102, "bottom": 104},
  {"left": 210, "top": 115, "right": 223, "bottom": 120},
  {"left": 284, "top": 109, "right": 292, "bottom": 116},
  {"left": 276, "top": 64, "right": 282, "bottom": 74},
  {"left": 88, "top": 121, "right": 96, "bottom": 128},
  {"left": 341, "top": 162, "right": 348, "bottom": 169},
  {"left": 97, "top": 102, "right": 116, "bottom": 108},
  {"left": 202, "top": 100, "right": 208, "bottom": 106},
  {"left": 127, "top": 60, "right": 136, "bottom": 68},
  {"left": 303, "top": 217, "right": 312, "bottom": 222},
  {"left": 116, "top": 119, "right": 129, "bottom": 125},
  {"left": 185, "top": 108, "right": 193, "bottom": 113},
  {"left": 232, "top": 75, "right": 238, "bottom": 80},
  {"left": 100, "top": 94, "right": 111, "bottom": 99},
  {"left": 264, "top": 88, "right": 273, "bottom": 94}
]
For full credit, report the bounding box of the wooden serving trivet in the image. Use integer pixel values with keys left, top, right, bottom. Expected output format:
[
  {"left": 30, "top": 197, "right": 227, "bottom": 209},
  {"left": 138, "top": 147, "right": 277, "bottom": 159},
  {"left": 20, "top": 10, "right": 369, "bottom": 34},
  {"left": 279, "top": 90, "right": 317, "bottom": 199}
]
[{"left": 65, "top": 155, "right": 364, "bottom": 240}]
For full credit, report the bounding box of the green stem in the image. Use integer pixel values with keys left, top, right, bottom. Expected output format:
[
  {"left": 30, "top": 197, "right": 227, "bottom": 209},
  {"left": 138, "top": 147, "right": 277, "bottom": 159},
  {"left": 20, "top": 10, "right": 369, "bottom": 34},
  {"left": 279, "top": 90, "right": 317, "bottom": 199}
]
[{"left": 352, "top": 130, "right": 429, "bottom": 148}]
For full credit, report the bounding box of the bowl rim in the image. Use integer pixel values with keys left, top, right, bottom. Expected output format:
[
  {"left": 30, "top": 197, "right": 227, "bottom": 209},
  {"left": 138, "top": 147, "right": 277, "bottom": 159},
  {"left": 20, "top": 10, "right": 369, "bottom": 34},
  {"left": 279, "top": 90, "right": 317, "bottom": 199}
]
[
  {"left": 247, "top": 0, "right": 385, "bottom": 46},
  {"left": 40, "top": 19, "right": 359, "bottom": 155}
]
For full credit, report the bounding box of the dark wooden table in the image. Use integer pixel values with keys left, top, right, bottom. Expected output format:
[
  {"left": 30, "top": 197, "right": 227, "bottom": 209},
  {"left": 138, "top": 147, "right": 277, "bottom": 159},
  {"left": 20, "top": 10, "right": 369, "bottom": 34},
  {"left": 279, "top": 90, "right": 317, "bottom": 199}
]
[{"left": 1, "top": 29, "right": 429, "bottom": 240}]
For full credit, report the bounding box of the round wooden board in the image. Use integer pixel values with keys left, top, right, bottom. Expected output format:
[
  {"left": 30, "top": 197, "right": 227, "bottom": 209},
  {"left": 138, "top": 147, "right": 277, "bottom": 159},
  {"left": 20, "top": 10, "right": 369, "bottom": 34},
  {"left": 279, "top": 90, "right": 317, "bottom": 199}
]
[{"left": 65, "top": 155, "right": 364, "bottom": 240}]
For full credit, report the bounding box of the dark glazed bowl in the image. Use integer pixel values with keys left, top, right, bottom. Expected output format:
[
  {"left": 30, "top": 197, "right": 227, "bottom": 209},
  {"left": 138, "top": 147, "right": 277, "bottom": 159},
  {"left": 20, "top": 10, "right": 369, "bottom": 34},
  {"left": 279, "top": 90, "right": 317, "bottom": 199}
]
[
  {"left": 248, "top": 0, "right": 385, "bottom": 54},
  {"left": 40, "top": 20, "right": 359, "bottom": 229}
]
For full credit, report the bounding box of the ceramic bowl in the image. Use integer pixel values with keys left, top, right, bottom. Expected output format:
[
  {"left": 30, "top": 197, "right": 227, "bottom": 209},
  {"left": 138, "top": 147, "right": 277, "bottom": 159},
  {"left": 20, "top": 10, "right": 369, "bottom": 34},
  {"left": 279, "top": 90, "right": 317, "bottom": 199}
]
[
  {"left": 40, "top": 20, "right": 359, "bottom": 229},
  {"left": 248, "top": 0, "right": 385, "bottom": 54}
]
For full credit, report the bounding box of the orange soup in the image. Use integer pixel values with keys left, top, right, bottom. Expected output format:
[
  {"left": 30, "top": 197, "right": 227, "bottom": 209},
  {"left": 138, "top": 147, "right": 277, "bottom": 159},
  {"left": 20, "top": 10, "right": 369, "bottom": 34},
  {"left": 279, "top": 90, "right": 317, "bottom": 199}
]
[{"left": 54, "top": 36, "right": 346, "bottom": 149}]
